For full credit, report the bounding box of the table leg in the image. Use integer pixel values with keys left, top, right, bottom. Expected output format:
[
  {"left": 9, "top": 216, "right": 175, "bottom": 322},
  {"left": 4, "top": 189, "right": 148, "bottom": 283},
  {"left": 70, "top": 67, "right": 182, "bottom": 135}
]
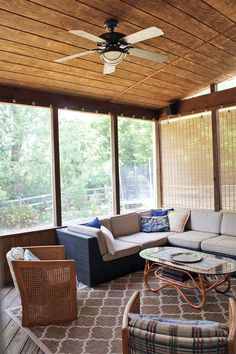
[
  {"left": 214, "top": 275, "right": 231, "bottom": 294},
  {"left": 143, "top": 261, "right": 232, "bottom": 309},
  {"left": 144, "top": 260, "right": 170, "bottom": 292},
  {"left": 175, "top": 274, "right": 206, "bottom": 309}
]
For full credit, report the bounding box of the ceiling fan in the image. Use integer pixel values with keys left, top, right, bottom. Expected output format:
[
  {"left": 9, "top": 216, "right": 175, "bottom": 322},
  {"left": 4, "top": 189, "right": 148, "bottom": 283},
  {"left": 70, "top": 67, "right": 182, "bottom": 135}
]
[{"left": 55, "top": 19, "right": 168, "bottom": 75}]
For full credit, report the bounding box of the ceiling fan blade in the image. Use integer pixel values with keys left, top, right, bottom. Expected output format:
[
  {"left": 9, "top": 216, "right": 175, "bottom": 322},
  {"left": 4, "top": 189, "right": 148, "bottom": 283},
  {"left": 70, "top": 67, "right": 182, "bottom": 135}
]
[
  {"left": 123, "top": 27, "right": 164, "bottom": 44},
  {"left": 55, "top": 50, "right": 96, "bottom": 63},
  {"left": 129, "top": 48, "right": 168, "bottom": 63},
  {"left": 69, "top": 30, "right": 105, "bottom": 43},
  {"left": 103, "top": 63, "right": 116, "bottom": 75}
]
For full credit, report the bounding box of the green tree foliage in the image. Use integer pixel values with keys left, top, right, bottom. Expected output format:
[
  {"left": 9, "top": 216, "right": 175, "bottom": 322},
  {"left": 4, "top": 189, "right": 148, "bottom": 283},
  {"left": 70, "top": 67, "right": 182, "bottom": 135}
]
[
  {"left": 0, "top": 104, "right": 52, "bottom": 202},
  {"left": 118, "top": 118, "right": 153, "bottom": 165},
  {"left": 0, "top": 104, "right": 52, "bottom": 231}
]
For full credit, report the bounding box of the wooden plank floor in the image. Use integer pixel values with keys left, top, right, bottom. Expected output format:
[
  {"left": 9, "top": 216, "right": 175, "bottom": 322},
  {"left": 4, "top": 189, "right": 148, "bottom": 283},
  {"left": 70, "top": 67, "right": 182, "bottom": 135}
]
[{"left": 0, "top": 286, "right": 44, "bottom": 354}]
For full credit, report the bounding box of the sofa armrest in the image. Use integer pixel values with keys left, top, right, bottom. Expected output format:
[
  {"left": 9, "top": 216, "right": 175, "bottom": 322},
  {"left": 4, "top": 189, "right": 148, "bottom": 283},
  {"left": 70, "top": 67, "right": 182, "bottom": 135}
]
[
  {"left": 67, "top": 224, "right": 108, "bottom": 256},
  {"left": 56, "top": 228, "right": 104, "bottom": 286}
]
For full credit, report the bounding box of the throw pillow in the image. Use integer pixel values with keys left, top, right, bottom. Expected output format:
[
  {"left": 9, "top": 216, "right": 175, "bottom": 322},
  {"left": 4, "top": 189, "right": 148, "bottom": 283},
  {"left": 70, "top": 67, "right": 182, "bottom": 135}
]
[
  {"left": 141, "top": 215, "right": 169, "bottom": 233},
  {"left": 6, "top": 247, "right": 25, "bottom": 293},
  {"left": 83, "top": 217, "right": 101, "bottom": 229},
  {"left": 10, "top": 247, "right": 24, "bottom": 260},
  {"left": 23, "top": 249, "right": 40, "bottom": 261},
  {"left": 168, "top": 210, "right": 190, "bottom": 232},
  {"left": 100, "top": 225, "right": 115, "bottom": 255},
  {"left": 151, "top": 208, "right": 173, "bottom": 216}
]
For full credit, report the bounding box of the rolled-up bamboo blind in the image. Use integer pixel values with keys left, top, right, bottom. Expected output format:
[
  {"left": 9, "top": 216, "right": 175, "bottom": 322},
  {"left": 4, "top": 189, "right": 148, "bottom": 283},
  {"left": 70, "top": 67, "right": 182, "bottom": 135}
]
[
  {"left": 160, "top": 113, "right": 214, "bottom": 209},
  {"left": 219, "top": 107, "right": 236, "bottom": 211}
]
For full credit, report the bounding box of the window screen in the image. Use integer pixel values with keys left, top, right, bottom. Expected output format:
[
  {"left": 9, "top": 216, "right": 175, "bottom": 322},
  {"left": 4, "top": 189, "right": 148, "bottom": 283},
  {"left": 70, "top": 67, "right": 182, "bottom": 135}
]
[
  {"left": 219, "top": 107, "right": 236, "bottom": 211},
  {"left": 160, "top": 113, "right": 214, "bottom": 209}
]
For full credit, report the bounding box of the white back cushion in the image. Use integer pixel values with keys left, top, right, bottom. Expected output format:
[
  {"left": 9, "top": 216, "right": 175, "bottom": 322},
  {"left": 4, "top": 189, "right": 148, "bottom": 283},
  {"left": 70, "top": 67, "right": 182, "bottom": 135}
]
[
  {"left": 188, "top": 210, "right": 222, "bottom": 234},
  {"left": 168, "top": 210, "right": 190, "bottom": 232},
  {"left": 110, "top": 213, "right": 140, "bottom": 237},
  {"left": 221, "top": 213, "right": 236, "bottom": 237}
]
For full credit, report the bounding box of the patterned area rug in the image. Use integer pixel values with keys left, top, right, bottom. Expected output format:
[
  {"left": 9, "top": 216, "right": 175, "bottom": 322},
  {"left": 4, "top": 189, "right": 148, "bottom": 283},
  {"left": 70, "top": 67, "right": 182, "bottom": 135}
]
[{"left": 6, "top": 271, "right": 236, "bottom": 354}]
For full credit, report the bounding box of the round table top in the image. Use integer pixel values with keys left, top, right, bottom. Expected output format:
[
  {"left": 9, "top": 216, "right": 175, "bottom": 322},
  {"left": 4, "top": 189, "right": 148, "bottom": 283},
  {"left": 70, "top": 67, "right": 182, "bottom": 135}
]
[{"left": 140, "top": 246, "right": 236, "bottom": 275}]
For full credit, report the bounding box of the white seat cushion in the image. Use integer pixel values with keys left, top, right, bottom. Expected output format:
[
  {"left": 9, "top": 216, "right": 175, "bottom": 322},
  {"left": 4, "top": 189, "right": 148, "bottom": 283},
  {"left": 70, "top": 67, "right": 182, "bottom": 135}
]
[
  {"left": 168, "top": 231, "right": 218, "bottom": 250},
  {"left": 201, "top": 235, "right": 236, "bottom": 256},
  {"left": 102, "top": 240, "right": 140, "bottom": 261},
  {"left": 117, "top": 232, "right": 171, "bottom": 249}
]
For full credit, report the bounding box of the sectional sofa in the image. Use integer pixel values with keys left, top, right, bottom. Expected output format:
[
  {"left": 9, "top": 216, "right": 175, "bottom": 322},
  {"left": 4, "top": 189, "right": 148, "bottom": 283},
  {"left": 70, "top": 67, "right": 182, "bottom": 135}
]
[{"left": 56, "top": 209, "right": 236, "bottom": 287}]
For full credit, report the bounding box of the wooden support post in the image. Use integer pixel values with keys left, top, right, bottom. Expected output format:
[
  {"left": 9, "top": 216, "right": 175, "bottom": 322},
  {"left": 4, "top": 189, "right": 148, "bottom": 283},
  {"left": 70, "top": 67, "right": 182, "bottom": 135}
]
[
  {"left": 51, "top": 106, "right": 62, "bottom": 226},
  {"left": 155, "top": 121, "right": 163, "bottom": 207},
  {"left": 210, "top": 83, "right": 221, "bottom": 211},
  {"left": 111, "top": 114, "right": 120, "bottom": 215}
]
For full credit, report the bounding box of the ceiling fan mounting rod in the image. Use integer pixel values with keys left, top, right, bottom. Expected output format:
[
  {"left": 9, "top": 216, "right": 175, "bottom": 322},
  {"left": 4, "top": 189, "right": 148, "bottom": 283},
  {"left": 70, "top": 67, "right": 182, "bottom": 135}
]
[{"left": 104, "top": 19, "right": 119, "bottom": 32}]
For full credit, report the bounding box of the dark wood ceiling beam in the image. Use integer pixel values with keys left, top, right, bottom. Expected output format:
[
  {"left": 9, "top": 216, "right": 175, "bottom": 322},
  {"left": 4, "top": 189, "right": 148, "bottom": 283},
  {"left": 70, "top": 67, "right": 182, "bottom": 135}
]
[
  {"left": 0, "top": 84, "right": 158, "bottom": 119},
  {"left": 158, "top": 86, "right": 236, "bottom": 118}
]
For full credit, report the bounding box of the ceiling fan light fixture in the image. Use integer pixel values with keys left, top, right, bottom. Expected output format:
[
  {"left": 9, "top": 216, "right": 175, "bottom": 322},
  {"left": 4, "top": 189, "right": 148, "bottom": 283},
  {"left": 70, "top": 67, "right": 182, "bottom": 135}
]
[
  {"left": 101, "top": 50, "right": 126, "bottom": 65},
  {"left": 56, "top": 20, "right": 167, "bottom": 75}
]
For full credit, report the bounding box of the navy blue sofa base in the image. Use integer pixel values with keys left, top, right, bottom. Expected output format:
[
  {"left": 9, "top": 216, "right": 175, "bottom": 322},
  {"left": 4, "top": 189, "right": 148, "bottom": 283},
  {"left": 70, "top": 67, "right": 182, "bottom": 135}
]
[{"left": 56, "top": 228, "right": 145, "bottom": 287}]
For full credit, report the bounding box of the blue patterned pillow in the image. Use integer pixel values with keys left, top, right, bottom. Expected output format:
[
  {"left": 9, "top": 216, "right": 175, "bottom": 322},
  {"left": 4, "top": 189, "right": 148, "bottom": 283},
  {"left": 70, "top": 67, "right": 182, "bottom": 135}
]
[
  {"left": 151, "top": 208, "right": 173, "bottom": 216},
  {"left": 141, "top": 215, "right": 169, "bottom": 233}
]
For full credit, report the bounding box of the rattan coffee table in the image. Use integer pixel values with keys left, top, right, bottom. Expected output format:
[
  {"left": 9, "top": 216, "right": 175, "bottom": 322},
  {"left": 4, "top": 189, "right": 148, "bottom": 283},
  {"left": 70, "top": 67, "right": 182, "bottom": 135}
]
[{"left": 140, "top": 246, "right": 236, "bottom": 309}]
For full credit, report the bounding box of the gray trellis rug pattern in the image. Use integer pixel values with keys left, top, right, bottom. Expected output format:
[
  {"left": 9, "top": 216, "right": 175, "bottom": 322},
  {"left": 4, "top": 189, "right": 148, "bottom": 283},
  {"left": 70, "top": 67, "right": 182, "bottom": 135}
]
[{"left": 6, "top": 271, "right": 236, "bottom": 354}]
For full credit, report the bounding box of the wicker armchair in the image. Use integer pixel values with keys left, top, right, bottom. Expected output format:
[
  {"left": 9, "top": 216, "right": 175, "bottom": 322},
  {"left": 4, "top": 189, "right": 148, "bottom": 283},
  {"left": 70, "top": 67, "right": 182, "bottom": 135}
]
[
  {"left": 11, "top": 246, "right": 77, "bottom": 327},
  {"left": 122, "top": 291, "right": 236, "bottom": 354}
]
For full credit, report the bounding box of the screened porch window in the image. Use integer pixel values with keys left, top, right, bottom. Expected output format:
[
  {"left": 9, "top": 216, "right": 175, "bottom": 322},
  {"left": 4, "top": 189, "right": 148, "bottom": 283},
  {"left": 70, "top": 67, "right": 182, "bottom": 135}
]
[
  {"left": 118, "top": 117, "right": 156, "bottom": 212},
  {"left": 219, "top": 106, "right": 236, "bottom": 211},
  {"left": 160, "top": 112, "right": 214, "bottom": 209},
  {"left": 0, "top": 103, "right": 53, "bottom": 235},
  {"left": 59, "top": 110, "right": 112, "bottom": 224}
]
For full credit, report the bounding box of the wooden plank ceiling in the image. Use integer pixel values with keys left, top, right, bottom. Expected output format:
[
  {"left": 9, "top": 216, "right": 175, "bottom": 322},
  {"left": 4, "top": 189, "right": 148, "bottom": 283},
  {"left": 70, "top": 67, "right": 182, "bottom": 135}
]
[{"left": 0, "top": 0, "right": 236, "bottom": 110}]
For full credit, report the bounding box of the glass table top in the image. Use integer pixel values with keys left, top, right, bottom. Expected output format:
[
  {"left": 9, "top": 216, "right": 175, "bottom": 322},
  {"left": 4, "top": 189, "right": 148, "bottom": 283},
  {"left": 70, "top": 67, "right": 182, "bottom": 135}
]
[{"left": 140, "top": 247, "right": 236, "bottom": 275}]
